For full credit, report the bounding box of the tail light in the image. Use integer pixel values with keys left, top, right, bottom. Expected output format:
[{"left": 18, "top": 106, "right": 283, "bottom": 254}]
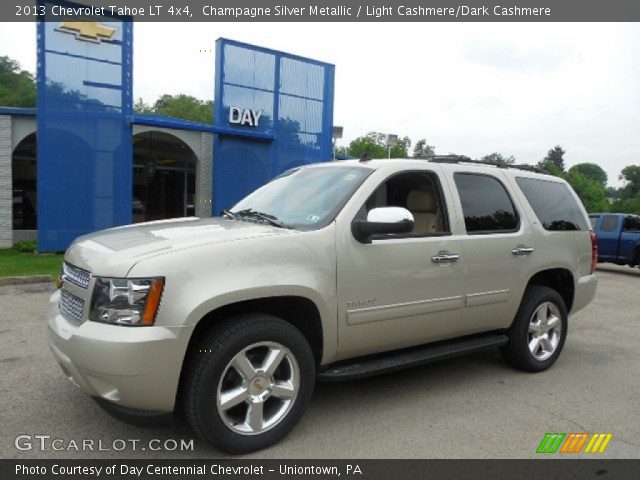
[{"left": 590, "top": 230, "right": 598, "bottom": 274}]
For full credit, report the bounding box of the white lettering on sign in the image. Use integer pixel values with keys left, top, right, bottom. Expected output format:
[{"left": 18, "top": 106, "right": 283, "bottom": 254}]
[{"left": 229, "top": 107, "right": 263, "bottom": 127}]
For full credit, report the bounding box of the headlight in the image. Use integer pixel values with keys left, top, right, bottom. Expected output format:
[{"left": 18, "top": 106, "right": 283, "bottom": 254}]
[{"left": 89, "top": 277, "right": 164, "bottom": 326}]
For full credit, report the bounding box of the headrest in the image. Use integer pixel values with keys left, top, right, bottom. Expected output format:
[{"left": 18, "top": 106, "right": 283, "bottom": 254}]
[{"left": 407, "top": 190, "right": 437, "bottom": 213}]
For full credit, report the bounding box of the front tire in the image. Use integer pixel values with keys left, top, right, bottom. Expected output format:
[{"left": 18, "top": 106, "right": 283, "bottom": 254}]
[
  {"left": 183, "top": 314, "right": 315, "bottom": 454},
  {"left": 501, "top": 285, "right": 568, "bottom": 372}
]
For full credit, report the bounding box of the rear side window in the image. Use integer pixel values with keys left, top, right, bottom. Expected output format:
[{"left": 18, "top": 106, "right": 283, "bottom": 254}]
[
  {"left": 589, "top": 216, "right": 599, "bottom": 229},
  {"left": 454, "top": 173, "right": 519, "bottom": 234},
  {"left": 515, "top": 177, "right": 589, "bottom": 231},
  {"left": 600, "top": 215, "right": 619, "bottom": 232},
  {"left": 623, "top": 216, "right": 640, "bottom": 232}
]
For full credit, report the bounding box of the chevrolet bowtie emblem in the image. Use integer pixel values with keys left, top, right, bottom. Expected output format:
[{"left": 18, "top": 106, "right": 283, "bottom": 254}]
[{"left": 56, "top": 22, "right": 116, "bottom": 44}]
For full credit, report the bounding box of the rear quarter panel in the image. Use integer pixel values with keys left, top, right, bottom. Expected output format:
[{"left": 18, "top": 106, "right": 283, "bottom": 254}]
[{"left": 502, "top": 172, "right": 594, "bottom": 311}]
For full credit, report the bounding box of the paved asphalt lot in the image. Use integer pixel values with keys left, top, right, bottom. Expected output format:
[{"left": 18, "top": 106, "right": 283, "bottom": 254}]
[{"left": 0, "top": 265, "right": 638, "bottom": 459}]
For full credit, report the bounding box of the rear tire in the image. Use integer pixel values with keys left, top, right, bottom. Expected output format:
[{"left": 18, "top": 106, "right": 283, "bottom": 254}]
[
  {"left": 183, "top": 314, "right": 315, "bottom": 454},
  {"left": 500, "top": 285, "right": 568, "bottom": 372}
]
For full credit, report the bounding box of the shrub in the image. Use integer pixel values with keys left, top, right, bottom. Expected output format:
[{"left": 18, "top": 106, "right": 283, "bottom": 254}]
[{"left": 13, "top": 240, "right": 37, "bottom": 253}]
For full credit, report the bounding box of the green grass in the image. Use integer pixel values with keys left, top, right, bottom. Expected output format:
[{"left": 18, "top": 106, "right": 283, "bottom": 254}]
[{"left": 0, "top": 248, "right": 63, "bottom": 279}]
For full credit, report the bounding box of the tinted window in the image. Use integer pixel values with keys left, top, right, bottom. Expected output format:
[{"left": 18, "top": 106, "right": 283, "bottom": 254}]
[
  {"left": 515, "top": 177, "right": 589, "bottom": 231},
  {"left": 623, "top": 216, "right": 640, "bottom": 232},
  {"left": 600, "top": 215, "right": 619, "bottom": 232},
  {"left": 454, "top": 173, "right": 518, "bottom": 233}
]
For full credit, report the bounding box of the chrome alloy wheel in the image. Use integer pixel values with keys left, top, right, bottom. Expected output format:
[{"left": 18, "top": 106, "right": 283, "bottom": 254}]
[
  {"left": 528, "top": 302, "right": 562, "bottom": 361},
  {"left": 216, "top": 341, "right": 300, "bottom": 435}
]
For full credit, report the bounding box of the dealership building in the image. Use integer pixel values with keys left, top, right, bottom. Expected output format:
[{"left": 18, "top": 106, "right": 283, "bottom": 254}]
[
  {"left": 0, "top": 107, "right": 216, "bottom": 247},
  {"left": 0, "top": 7, "right": 335, "bottom": 251}
]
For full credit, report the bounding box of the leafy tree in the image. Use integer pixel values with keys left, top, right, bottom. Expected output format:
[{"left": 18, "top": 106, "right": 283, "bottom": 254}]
[
  {"left": 0, "top": 56, "right": 36, "bottom": 108},
  {"left": 535, "top": 156, "right": 640, "bottom": 215},
  {"left": 566, "top": 170, "right": 609, "bottom": 213},
  {"left": 347, "top": 133, "right": 386, "bottom": 159},
  {"left": 480, "top": 152, "right": 515, "bottom": 167},
  {"left": 619, "top": 165, "right": 640, "bottom": 199},
  {"left": 605, "top": 186, "right": 620, "bottom": 200},
  {"left": 413, "top": 139, "right": 435, "bottom": 159},
  {"left": 347, "top": 132, "right": 410, "bottom": 159},
  {"left": 541, "top": 161, "right": 564, "bottom": 177},
  {"left": 134, "top": 94, "right": 213, "bottom": 124},
  {"left": 612, "top": 197, "right": 640, "bottom": 215},
  {"left": 568, "top": 163, "right": 607, "bottom": 188},
  {"left": 391, "top": 136, "right": 411, "bottom": 158},
  {"left": 539, "top": 145, "right": 566, "bottom": 172},
  {"left": 151, "top": 94, "right": 213, "bottom": 124},
  {"left": 134, "top": 97, "right": 153, "bottom": 114}
]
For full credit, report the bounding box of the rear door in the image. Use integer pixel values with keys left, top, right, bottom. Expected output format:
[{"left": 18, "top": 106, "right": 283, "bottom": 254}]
[
  {"left": 619, "top": 215, "right": 640, "bottom": 263},
  {"left": 445, "top": 170, "right": 530, "bottom": 335}
]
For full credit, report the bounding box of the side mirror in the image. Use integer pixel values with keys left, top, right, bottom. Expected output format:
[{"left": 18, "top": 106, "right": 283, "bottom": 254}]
[{"left": 352, "top": 207, "right": 415, "bottom": 243}]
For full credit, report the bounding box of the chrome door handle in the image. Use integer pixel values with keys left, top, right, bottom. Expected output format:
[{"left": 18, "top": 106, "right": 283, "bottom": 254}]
[
  {"left": 431, "top": 253, "right": 460, "bottom": 263},
  {"left": 512, "top": 246, "right": 534, "bottom": 256}
]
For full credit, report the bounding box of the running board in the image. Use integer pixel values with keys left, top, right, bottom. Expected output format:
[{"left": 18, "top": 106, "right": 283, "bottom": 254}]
[{"left": 318, "top": 333, "right": 508, "bottom": 381}]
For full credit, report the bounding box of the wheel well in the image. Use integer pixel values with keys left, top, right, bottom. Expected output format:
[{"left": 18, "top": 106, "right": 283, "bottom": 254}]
[
  {"left": 187, "top": 296, "right": 324, "bottom": 366},
  {"left": 527, "top": 269, "right": 574, "bottom": 312}
]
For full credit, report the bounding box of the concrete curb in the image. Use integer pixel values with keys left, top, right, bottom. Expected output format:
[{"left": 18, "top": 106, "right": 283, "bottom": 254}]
[{"left": 0, "top": 275, "right": 52, "bottom": 286}]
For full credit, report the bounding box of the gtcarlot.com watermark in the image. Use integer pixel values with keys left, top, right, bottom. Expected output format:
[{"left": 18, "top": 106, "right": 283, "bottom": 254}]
[{"left": 15, "top": 435, "right": 194, "bottom": 452}]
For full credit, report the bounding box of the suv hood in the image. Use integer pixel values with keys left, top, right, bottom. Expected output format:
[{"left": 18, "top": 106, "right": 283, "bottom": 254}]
[{"left": 65, "top": 217, "right": 289, "bottom": 276}]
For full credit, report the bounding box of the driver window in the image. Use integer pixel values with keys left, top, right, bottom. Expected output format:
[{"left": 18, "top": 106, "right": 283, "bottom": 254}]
[{"left": 364, "top": 171, "right": 448, "bottom": 235}]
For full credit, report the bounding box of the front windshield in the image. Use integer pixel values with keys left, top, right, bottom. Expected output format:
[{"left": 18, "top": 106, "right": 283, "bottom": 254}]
[{"left": 230, "top": 165, "right": 372, "bottom": 230}]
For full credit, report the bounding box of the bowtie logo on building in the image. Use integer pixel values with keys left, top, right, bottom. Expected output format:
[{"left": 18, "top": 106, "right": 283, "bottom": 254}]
[{"left": 55, "top": 21, "right": 117, "bottom": 44}]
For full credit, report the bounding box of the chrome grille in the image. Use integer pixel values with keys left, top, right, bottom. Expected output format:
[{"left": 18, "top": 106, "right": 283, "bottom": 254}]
[
  {"left": 62, "top": 262, "right": 90, "bottom": 289},
  {"left": 60, "top": 289, "right": 85, "bottom": 323}
]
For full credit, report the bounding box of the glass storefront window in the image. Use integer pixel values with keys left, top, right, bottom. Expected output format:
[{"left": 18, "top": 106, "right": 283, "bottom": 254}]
[
  {"left": 132, "top": 131, "right": 197, "bottom": 223},
  {"left": 12, "top": 133, "right": 37, "bottom": 230}
]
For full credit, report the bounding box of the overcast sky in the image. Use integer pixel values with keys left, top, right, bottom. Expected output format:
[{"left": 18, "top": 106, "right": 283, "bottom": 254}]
[{"left": 1, "top": 22, "right": 638, "bottom": 186}]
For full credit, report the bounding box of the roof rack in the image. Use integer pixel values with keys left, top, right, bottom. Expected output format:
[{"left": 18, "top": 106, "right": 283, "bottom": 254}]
[{"left": 425, "top": 155, "right": 549, "bottom": 174}]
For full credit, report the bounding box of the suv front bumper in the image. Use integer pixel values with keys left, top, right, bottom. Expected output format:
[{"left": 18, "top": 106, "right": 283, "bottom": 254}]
[{"left": 47, "top": 289, "right": 192, "bottom": 412}]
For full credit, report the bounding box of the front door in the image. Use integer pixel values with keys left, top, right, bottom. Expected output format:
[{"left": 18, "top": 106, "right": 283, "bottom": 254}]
[
  {"left": 596, "top": 215, "right": 621, "bottom": 261},
  {"left": 335, "top": 169, "right": 465, "bottom": 360}
]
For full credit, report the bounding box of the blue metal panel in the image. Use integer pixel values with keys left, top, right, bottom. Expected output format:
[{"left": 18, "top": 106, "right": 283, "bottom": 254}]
[
  {"left": 37, "top": 2, "right": 133, "bottom": 251},
  {"left": 213, "top": 38, "right": 335, "bottom": 214},
  {"left": 0, "top": 107, "right": 36, "bottom": 116}
]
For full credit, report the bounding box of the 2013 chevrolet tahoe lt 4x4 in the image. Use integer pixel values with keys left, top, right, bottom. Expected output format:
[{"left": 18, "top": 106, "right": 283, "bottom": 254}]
[{"left": 48, "top": 158, "right": 598, "bottom": 453}]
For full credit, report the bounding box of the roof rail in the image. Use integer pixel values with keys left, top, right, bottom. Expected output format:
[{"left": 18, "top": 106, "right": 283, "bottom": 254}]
[{"left": 425, "top": 155, "right": 549, "bottom": 174}]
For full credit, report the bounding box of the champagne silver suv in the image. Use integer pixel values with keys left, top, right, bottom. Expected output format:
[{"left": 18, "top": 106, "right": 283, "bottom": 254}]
[{"left": 47, "top": 157, "right": 598, "bottom": 453}]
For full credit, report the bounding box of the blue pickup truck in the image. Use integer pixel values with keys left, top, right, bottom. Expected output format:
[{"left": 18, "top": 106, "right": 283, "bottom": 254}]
[{"left": 589, "top": 213, "right": 640, "bottom": 267}]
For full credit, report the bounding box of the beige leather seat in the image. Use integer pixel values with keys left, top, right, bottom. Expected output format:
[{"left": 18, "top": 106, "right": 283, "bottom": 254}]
[{"left": 406, "top": 190, "right": 440, "bottom": 234}]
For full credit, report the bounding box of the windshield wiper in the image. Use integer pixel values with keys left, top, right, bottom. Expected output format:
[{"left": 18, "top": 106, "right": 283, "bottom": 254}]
[
  {"left": 221, "top": 209, "right": 236, "bottom": 220},
  {"left": 232, "top": 209, "right": 290, "bottom": 229}
]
